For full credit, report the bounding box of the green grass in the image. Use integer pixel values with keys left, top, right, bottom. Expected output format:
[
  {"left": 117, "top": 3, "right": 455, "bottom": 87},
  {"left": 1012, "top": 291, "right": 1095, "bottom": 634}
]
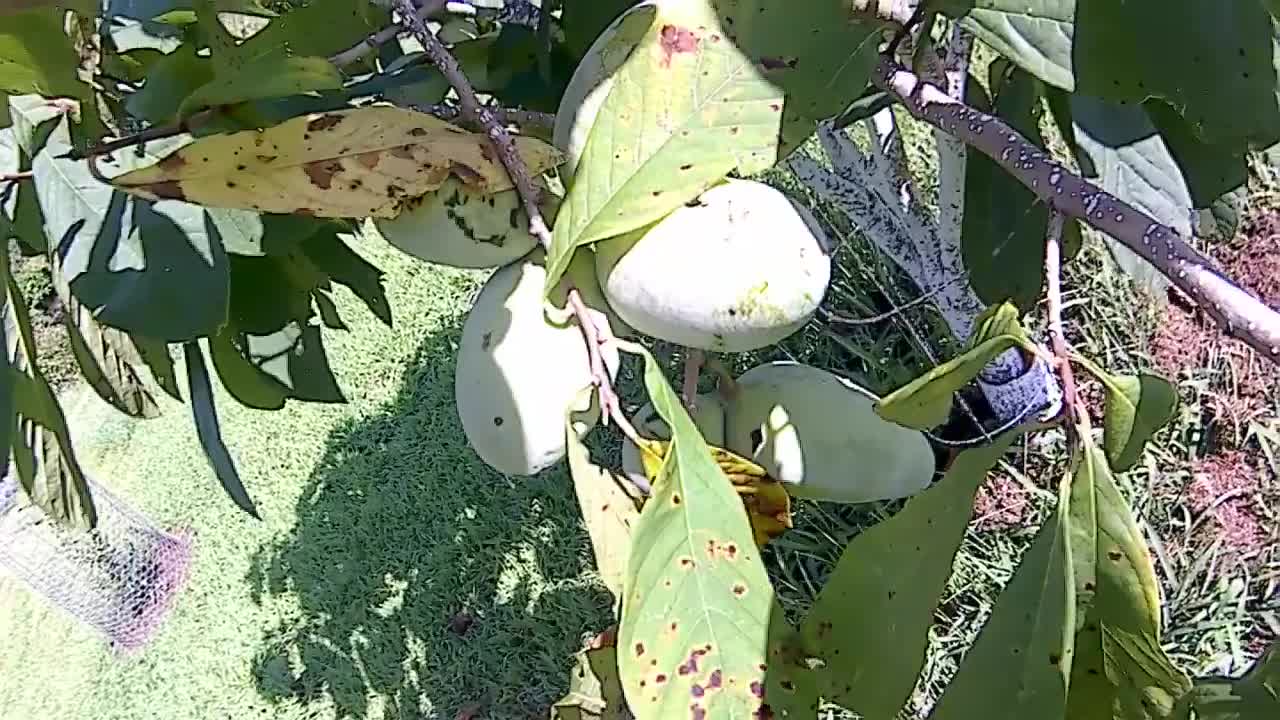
[{"left": 0, "top": 239, "right": 612, "bottom": 720}]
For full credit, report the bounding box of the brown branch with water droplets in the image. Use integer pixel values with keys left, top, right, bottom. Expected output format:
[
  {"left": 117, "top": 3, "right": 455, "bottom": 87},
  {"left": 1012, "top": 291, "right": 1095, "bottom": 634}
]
[{"left": 871, "top": 56, "right": 1280, "bottom": 366}]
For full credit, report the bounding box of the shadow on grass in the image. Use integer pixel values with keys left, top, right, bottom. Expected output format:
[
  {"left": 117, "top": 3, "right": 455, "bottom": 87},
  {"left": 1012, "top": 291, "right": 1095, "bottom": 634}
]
[{"left": 246, "top": 316, "right": 613, "bottom": 720}]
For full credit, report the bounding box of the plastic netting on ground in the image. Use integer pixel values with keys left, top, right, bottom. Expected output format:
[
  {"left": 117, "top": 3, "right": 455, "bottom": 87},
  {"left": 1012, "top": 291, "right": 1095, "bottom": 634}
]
[{"left": 0, "top": 474, "right": 194, "bottom": 655}]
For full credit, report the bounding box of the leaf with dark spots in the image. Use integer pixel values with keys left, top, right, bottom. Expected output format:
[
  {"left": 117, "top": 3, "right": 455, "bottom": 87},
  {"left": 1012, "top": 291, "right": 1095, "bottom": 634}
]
[
  {"left": 108, "top": 107, "right": 563, "bottom": 218},
  {"left": 659, "top": 24, "right": 700, "bottom": 66}
]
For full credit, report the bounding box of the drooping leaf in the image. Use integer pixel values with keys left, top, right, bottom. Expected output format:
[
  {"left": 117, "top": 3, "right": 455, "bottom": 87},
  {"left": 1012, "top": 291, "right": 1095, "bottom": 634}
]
[
  {"left": 552, "top": 630, "right": 631, "bottom": 720},
  {"left": 801, "top": 431, "right": 1021, "bottom": 719},
  {"left": 565, "top": 389, "right": 642, "bottom": 601},
  {"left": 943, "top": 0, "right": 1280, "bottom": 146},
  {"left": 60, "top": 294, "right": 163, "bottom": 419},
  {"left": 963, "top": 66, "right": 1050, "bottom": 310},
  {"left": 178, "top": 54, "right": 342, "bottom": 118},
  {"left": 183, "top": 341, "right": 260, "bottom": 519},
  {"left": 545, "top": 2, "right": 782, "bottom": 288},
  {"left": 616, "top": 342, "right": 774, "bottom": 720},
  {"left": 1066, "top": 442, "right": 1185, "bottom": 718},
  {"left": 875, "top": 333, "right": 1030, "bottom": 430},
  {"left": 1187, "top": 642, "right": 1280, "bottom": 720},
  {"left": 299, "top": 230, "right": 392, "bottom": 327},
  {"left": 0, "top": 7, "right": 84, "bottom": 97},
  {"left": 131, "top": 334, "right": 183, "bottom": 400},
  {"left": 5, "top": 270, "right": 97, "bottom": 529},
  {"left": 1064, "top": 94, "right": 1196, "bottom": 296},
  {"left": 208, "top": 325, "right": 289, "bottom": 410},
  {"left": 124, "top": 43, "right": 215, "bottom": 125},
  {"left": 1101, "top": 374, "right": 1178, "bottom": 473},
  {"left": 109, "top": 107, "right": 564, "bottom": 218},
  {"left": 21, "top": 108, "right": 231, "bottom": 341},
  {"left": 930, "top": 494, "right": 1075, "bottom": 720}
]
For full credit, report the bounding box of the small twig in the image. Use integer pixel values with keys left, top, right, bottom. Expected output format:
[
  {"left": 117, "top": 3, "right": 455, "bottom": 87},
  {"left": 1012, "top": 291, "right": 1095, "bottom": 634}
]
[
  {"left": 394, "top": 0, "right": 551, "bottom": 246},
  {"left": 873, "top": 55, "right": 1280, "bottom": 365},
  {"left": 0, "top": 171, "right": 33, "bottom": 183},
  {"left": 1045, "top": 210, "right": 1084, "bottom": 437},
  {"left": 69, "top": 109, "right": 216, "bottom": 160},
  {"left": 413, "top": 103, "right": 555, "bottom": 130},
  {"left": 327, "top": 0, "right": 447, "bottom": 67}
]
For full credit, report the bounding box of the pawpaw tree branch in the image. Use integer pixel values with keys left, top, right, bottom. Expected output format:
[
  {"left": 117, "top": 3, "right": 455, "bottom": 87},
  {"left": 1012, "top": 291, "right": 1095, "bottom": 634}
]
[
  {"left": 1044, "top": 209, "right": 1081, "bottom": 432},
  {"left": 872, "top": 56, "right": 1280, "bottom": 365}
]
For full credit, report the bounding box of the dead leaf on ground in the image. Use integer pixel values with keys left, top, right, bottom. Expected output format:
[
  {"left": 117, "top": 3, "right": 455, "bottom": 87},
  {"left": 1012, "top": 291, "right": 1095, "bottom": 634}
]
[{"left": 108, "top": 106, "right": 563, "bottom": 218}]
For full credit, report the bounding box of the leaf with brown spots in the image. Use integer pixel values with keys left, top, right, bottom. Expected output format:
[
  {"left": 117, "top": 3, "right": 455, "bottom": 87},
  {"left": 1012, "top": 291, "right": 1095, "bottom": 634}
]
[
  {"left": 566, "top": 387, "right": 643, "bottom": 601},
  {"left": 616, "top": 343, "right": 773, "bottom": 720},
  {"left": 552, "top": 638, "right": 631, "bottom": 720},
  {"left": 798, "top": 432, "right": 1022, "bottom": 719},
  {"left": 108, "top": 106, "right": 563, "bottom": 218}
]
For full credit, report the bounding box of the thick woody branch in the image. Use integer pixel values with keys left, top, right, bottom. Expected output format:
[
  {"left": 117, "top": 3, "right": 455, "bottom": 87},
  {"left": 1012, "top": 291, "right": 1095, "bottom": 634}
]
[
  {"left": 873, "top": 57, "right": 1280, "bottom": 364},
  {"left": 414, "top": 103, "right": 555, "bottom": 130},
  {"left": 394, "top": 0, "right": 551, "bottom": 247}
]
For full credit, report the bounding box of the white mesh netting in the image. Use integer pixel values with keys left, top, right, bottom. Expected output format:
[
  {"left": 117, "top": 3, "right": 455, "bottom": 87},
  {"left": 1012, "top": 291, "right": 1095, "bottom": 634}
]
[{"left": 0, "top": 474, "right": 193, "bottom": 654}]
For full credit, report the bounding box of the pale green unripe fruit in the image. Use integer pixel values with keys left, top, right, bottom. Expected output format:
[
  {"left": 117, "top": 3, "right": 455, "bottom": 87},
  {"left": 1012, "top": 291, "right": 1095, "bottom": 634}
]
[
  {"left": 620, "top": 392, "right": 726, "bottom": 489},
  {"left": 455, "top": 252, "right": 618, "bottom": 476},
  {"left": 374, "top": 178, "right": 539, "bottom": 269},
  {"left": 723, "top": 362, "right": 936, "bottom": 504},
  {"left": 595, "top": 179, "right": 833, "bottom": 353}
]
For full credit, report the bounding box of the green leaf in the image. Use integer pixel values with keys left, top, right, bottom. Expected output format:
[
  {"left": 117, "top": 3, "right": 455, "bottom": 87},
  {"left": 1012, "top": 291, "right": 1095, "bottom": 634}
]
[
  {"left": 764, "top": 607, "right": 821, "bottom": 719},
  {"left": 944, "top": 1, "right": 1280, "bottom": 146},
  {"left": 131, "top": 334, "right": 183, "bottom": 401},
  {"left": 874, "top": 333, "right": 1029, "bottom": 430},
  {"left": 178, "top": 54, "right": 342, "bottom": 118},
  {"left": 1066, "top": 442, "right": 1185, "bottom": 718},
  {"left": 0, "top": 8, "right": 84, "bottom": 97},
  {"left": 299, "top": 230, "right": 392, "bottom": 328},
  {"left": 218, "top": 0, "right": 388, "bottom": 70},
  {"left": 930, "top": 493, "right": 1075, "bottom": 720},
  {"left": 1101, "top": 374, "right": 1178, "bottom": 473},
  {"left": 124, "top": 43, "right": 216, "bottom": 124},
  {"left": 963, "top": 66, "right": 1050, "bottom": 311},
  {"left": 208, "top": 325, "right": 288, "bottom": 410},
  {"left": 1188, "top": 643, "right": 1280, "bottom": 720},
  {"left": 566, "top": 388, "right": 640, "bottom": 601},
  {"left": 1064, "top": 94, "right": 1196, "bottom": 296},
  {"left": 1, "top": 239, "right": 14, "bottom": 480},
  {"left": 544, "top": 2, "right": 782, "bottom": 288},
  {"left": 616, "top": 343, "right": 773, "bottom": 720},
  {"left": 5, "top": 270, "right": 97, "bottom": 529},
  {"left": 183, "top": 341, "right": 260, "bottom": 519},
  {"left": 1145, "top": 100, "right": 1248, "bottom": 213},
  {"left": 801, "top": 432, "right": 1021, "bottom": 719},
  {"left": 26, "top": 115, "right": 231, "bottom": 341}
]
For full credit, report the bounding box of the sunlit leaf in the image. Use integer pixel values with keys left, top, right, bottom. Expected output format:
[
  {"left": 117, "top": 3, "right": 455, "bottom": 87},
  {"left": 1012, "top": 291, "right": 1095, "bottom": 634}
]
[
  {"left": 183, "top": 341, "right": 260, "bottom": 518},
  {"left": 553, "top": 630, "right": 631, "bottom": 720},
  {"left": 545, "top": 1, "right": 782, "bottom": 287},
  {"left": 109, "top": 107, "right": 563, "bottom": 218},
  {"left": 616, "top": 342, "right": 774, "bottom": 720},
  {"left": 801, "top": 432, "right": 1021, "bottom": 719},
  {"left": 930, "top": 492, "right": 1075, "bottom": 720}
]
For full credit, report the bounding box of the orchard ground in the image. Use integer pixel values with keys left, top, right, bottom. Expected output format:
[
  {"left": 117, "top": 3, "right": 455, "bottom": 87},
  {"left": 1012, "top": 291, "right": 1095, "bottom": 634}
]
[{"left": 2, "top": 155, "right": 1278, "bottom": 718}]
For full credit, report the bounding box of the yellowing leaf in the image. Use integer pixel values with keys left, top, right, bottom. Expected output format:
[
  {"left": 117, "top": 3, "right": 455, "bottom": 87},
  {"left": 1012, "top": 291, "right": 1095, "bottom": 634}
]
[
  {"left": 109, "top": 106, "right": 563, "bottom": 218},
  {"left": 635, "top": 438, "right": 793, "bottom": 548}
]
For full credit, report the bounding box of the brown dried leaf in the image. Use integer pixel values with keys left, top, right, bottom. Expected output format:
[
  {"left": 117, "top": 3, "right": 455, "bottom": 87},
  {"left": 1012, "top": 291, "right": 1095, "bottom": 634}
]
[{"left": 108, "top": 106, "right": 563, "bottom": 218}]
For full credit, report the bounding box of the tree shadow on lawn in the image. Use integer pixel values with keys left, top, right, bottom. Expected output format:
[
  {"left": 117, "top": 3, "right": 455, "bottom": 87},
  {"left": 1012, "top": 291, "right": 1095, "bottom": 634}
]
[{"left": 246, "top": 317, "right": 614, "bottom": 720}]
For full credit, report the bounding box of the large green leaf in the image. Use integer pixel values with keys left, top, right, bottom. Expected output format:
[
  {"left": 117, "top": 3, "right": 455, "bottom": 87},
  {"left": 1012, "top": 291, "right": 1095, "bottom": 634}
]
[
  {"left": 124, "top": 43, "right": 216, "bottom": 125},
  {"left": 962, "top": 66, "right": 1050, "bottom": 310},
  {"left": 0, "top": 7, "right": 84, "bottom": 97},
  {"left": 944, "top": 0, "right": 1280, "bottom": 146},
  {"left": 178, "top": 53, "right": 342, "bottom": 118},
  {"left": 1066, "top": 442, "right": 1186, "bottom": 718},
  {"left": 183, "top": 341, "right": 259, "bottom": 518},
  {"left": 5, "top": 270, "right": 97, "bottom": 529},
  {"left": 929, "top": 492, "right": 1075, "bottom": 720},
  {"left": 1188, "top": 643, "right": 1280, "bottom": 720},
  {"left": 545, "top": 1, "right": 781, "bottom": 287},
  {"left": 217, "top": 0, "right": 388, "bottom": 69},
  {"left": 800, "top": 432, "right": 1021, "bottom": 719},
  {"left": 300, "top": 230, "right": 392, "bottom": 328},
  {"left": 24, "top": 109, "right": 230, "bottom": 341},
  {"left": 1063, "top": 94, "right": 1194, "bottom": 295},
  {"left": 562, "top": 0, "right": 636, "bottom": 59},
  {"left": 1101, "top": 374, "right": 1177, "bottom": 473},
  {"left": 616, "top": 343, "right": 774, "bottom": 720},
  {"left": 764, "top": 606, "right": 821, "bottom": 719}
]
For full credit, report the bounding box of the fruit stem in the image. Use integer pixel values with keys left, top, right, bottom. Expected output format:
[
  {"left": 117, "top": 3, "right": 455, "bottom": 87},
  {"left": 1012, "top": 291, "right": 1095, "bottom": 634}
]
[{"left": 681, "top": 349, "right": 705, "bottom": 410}]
